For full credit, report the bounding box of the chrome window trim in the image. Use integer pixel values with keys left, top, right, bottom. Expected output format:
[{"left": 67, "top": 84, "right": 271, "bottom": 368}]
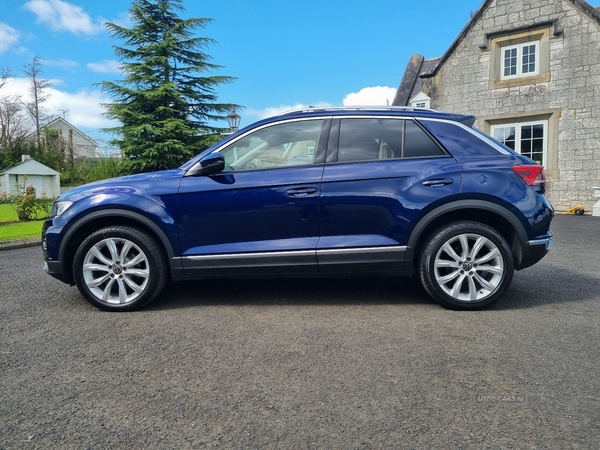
[{"left": 210, "top": 117, "right": 330, "bottom": 155}]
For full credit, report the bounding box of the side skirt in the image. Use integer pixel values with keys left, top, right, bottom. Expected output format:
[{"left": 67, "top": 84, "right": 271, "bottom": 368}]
[{"left": 171, "top": 246, "right": 410, "bottom": 280}]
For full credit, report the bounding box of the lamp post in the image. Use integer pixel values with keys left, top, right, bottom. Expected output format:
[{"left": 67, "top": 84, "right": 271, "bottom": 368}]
[{"left": 226, "top": 108, "right": 241, "bottom": 133}]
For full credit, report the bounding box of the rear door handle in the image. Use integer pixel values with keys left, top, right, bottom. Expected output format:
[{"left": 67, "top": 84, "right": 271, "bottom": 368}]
[
  {"left": 286, "top": 187, "right": 318, "bottom": 197},
  {"left": 422, "top": 178, "right": 454, "bottom": 187}
]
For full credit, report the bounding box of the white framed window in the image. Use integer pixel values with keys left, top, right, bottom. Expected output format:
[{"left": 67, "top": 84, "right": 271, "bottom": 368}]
[
  {"left": 491, "top": 120, "right": 547, "bottom": 166},
  {"left": 409, "top": 91, "right": 430, "bottom": 109},
  {"left": 501, "top": 41, "right": 539, "bottom": 79}
]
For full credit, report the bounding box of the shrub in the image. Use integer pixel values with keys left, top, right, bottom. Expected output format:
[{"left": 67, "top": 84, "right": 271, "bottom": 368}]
[{"left": 5, "top": 177, "right": 52, "bottom": 221}]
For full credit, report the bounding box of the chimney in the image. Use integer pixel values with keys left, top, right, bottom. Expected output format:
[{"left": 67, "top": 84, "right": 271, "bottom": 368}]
[{"left": 22, "top": 155, "right": 31, "bottom": 162}]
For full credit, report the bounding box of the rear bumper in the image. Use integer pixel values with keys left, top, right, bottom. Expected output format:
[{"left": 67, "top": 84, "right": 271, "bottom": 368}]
[{"left": 517, "top": 233, "right": 552, "bottom": 270}]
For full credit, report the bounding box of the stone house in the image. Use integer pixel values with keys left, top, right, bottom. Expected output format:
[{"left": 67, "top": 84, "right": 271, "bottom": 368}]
[{"left": 393, "top": 0, "right": 600, "bottom": 212}]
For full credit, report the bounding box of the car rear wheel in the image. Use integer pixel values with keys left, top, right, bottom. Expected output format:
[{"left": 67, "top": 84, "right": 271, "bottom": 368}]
[
  {"left": 419, "top": 221, "right": 514, "bottom": 310},
  {"left": 73, "top": 226, "right": 168, "bottom": 311}
]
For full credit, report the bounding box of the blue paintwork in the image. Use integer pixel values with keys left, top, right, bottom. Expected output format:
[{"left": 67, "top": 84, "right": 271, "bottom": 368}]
[
  {"left": 177, "top": 164, "right": 324, "bottom": 256},
  {"left": 42, "top": 107, "right": 553, "bottom": 284},
  {"left": 319, "top": 156, "right": 461, "bottom": 247},
  {"left": 43, "top": 170, "right": 184, "bottom": 262}
]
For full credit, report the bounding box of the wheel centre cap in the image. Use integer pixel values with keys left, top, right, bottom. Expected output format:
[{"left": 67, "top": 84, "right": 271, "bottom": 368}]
[
  {"left": 113, "top": 265, "right": 123, "bottom": 275},
  {"left": 462, "top": 262, "right": 473, "bottom": 271}
]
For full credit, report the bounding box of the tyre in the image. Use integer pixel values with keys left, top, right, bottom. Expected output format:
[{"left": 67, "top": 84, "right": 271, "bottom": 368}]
[
  {"left": 73, "top": 226, "right": 168, "bottom": 311},
  {"left": 418, "top": 221, "right": 514, "bottom": 310}
]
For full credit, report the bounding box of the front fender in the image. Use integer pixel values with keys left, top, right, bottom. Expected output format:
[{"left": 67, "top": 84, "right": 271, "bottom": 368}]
[{"left": 57, "top": 207, "right": 178, "bottom": 263}]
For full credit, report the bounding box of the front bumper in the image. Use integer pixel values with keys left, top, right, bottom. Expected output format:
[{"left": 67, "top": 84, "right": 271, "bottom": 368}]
[
  {"left": 43, "top": 259, "right": 71, "bottom": 284},
  {"left": 42, "top": 219, "right": 73, "bottom": 285}
]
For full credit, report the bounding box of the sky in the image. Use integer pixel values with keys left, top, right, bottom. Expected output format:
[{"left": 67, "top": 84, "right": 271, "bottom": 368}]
[{"left": 0, "top": 0, "right": 486, "bottom": 150}]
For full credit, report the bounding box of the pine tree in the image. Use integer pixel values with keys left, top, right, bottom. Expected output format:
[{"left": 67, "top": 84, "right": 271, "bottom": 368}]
[{"left": 100, "top": 0, "right": 237, "bottom": 173}]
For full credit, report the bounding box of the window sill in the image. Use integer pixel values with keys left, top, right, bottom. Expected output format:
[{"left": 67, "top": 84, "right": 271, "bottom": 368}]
[{"left": 489, "top": 72, "right": 550, "bottom": 89}]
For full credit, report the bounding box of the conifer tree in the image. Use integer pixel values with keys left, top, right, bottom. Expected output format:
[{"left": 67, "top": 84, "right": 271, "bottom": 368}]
[{"left": 101, "top": 0, "right": 237, "bottom": 173}]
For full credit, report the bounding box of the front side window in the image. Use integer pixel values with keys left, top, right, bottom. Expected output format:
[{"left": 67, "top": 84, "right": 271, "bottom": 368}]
[
  {"left": 501, "top": 41, "right": 539, "bottom": 79},
  {"left": 220, "top": 119, "right": 323, "bottom": 171},
  {"left": 336, "top": 118, "right": 444, "bottom": 163},
  {"left": 491, "top": 120, "right": 547, "bottom": 165}
]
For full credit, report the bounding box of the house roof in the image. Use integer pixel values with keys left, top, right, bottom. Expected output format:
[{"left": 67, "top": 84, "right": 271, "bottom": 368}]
[
  {"left": 428, "top": 0, "right": 599, "bottom": 79},
  {"left": 0, "top": 158, "right": 60, "bottom": 176},
  {"left": 393, "top": 0, "right": 600, "bottom": 106},
  {"left": 26, "top": 116, "right": 98, "bottom": 146},
  {"left": 392, "top": 55, "right": 441, "bottom": 106}
]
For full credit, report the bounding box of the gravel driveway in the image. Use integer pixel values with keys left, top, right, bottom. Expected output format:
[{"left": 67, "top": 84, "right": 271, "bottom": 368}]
[{"left": 1, "top": 215, "right": 599, "bottom": 449}]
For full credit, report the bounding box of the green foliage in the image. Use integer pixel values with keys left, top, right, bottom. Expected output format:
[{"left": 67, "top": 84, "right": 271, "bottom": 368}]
[
  {"left": 0, "top": 140, "right": 63, "bottom": 172},
  {"left": 100, "top": 0, "right": 239, "bottom": 174},
  {"left": 61, "top": 156, "right": 123, "bottom": 186},
  {"left": 0, "top": 203, "right": 17, "bottom": 220},
  {"left": 3, "top": 177, "right": 52, "bottom": 222},
  {"left": 0, "top": 220, "right": 44, "bottom": 241}
]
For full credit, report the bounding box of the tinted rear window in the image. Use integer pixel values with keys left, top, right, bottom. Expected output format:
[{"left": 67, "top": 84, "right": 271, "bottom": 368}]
[{"left": 419, "top": 120, "right": 501, "bottom": 156}]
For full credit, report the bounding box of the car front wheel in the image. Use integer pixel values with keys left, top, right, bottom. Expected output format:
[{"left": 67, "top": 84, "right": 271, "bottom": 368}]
[
  {"left": 73, "top": 226, "right": 168, "bottom": 311},
  {"left": 419, "top": 221, "right": 514, "bottom": 310}
]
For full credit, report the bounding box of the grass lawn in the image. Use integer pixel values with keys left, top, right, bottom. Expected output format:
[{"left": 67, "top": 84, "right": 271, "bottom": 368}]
[
  {"left": 0, "top": 204, "right": 45, "bottom": 241},
  {"left": 0, "top": 203, "right": 18, "bottom": 222},
  {"left": 0, "top": 220, "right": 44, "bottom": 241}
]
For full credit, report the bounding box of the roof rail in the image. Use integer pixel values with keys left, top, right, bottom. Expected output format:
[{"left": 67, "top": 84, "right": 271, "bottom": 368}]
[{"left": 276, "top": 105, "right": 440, "bottom": 116}]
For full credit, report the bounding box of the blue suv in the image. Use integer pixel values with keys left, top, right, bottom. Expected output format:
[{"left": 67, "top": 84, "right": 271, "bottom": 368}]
[{"left": 42, "top": 107, "right": 554, "bottom": 311}]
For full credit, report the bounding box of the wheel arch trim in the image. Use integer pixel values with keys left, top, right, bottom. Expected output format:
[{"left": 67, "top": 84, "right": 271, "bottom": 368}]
[
  {"left": 406, "top": 200, "right": 529, "bottom": 260},
  {"left": 59, "top": 209, "right": 177, "bottom": 264}
]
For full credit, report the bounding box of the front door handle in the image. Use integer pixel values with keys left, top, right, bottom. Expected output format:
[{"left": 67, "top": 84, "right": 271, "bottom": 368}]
[
  {"left": 286, "top": 187, "right": 318, "bottom": 197},
  {"left": 422, "top": 178, "right": 454, "bottom": 187}
]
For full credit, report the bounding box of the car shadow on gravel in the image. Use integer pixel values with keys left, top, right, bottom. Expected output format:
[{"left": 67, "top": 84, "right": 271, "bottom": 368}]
[
  {"left": 148, "top": 262, "right": 599, "bottom": 311},
  {"left": 149, "top": 275, "right": 436, "bottom": 311},
  {"left": 488, "top": 264, "right": 600, "bottom": 310}
]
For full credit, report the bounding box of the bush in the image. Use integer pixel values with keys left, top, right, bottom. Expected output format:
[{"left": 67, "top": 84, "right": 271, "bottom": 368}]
[
  {"left": 4, "top": 177, "right": 52, "bottom": 221},
  {"left": 61, "top": 156, "right": 123, "bottom": 186}
]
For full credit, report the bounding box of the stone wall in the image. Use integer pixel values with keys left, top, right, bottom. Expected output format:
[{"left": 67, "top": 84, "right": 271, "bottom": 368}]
[{"left": 423, "top": 0, "right": 600, "bottom": 211}]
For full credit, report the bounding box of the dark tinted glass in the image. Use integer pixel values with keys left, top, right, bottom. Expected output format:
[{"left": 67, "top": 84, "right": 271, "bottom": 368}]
[
  {"left": 403, "top": 120, "right": 445, "bottom": 158},
  {"left": 420, "top": 120, "right": 502, "bottom": 156}
]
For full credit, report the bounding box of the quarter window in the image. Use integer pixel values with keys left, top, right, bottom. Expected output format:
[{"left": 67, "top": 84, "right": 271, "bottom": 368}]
[
  {"left": 336, "top": 118, "right": 444, "bottom": 163},
  {"left": 220, "top": 119, "right": 323, "bottom": 171},
  {"left": 501, "top": 41, "right": 539, "bottom": 79},
  {"left": 491, "top": 121, "right": 547, "bottom": 166}
]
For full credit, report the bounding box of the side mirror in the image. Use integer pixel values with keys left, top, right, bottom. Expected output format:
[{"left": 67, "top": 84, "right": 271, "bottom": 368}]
[{"left": 186, "top": 152, "right": 225, "bottom": 176}]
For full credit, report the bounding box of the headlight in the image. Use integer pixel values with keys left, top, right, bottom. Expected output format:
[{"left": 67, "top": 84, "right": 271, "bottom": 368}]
[{"left": 51, "top": 200, "right": 73, "bottom": 218}]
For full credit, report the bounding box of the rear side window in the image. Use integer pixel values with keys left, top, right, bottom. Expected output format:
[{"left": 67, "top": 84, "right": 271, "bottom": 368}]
[
  {"left": 337, "top": 118, "right": 445, "bottom": 163},
  {"left": 419, "top": 120, "right": 502, "bottom": 156},
  {"left": 404, "top": 120, "right": 446, "bottom": 158}
]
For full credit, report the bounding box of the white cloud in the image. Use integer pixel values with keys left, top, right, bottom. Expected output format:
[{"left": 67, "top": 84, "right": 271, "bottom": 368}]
[
  {"left": 343, "top": 86, "right": 397, "bottom": 106},
  {"left": 0, "top": 22, "right": 20, "bottom": 53},
  {"left": 24, "top": 0, "right": 104, "bottom": 35},
  {"left": 245, "top": 86, "right": 397, "bottom": 122},
  {"left": 87, "top": 60, "right": 122, "bottom": 74},
  {"left": 0, "top": 77, "right": 116, "bottom": 131},
  {"left": 42, "top": 58, "right": 79, "bottom": 69}
]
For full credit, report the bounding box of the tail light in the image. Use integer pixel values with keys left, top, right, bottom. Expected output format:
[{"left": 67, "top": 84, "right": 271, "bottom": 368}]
[{"left": 513, "top": 165, "right": 546, "bottom": 192}]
